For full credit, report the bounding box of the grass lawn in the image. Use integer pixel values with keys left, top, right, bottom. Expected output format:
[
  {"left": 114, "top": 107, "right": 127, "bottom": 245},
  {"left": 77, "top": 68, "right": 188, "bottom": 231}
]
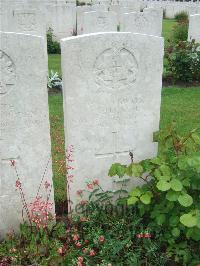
[
  {"left": 162, "top": 19, "right": 177, "bottom": 46},
  {"left": 49, "top": 87, "right": 200, "bottom": 202},
  {"left": 48, "top": 54, "right": 61, "bottom": 76},
  {"left": 48, "top": 19, "right": 178, "bottom": 75},
  {"left": 48, "top": 94, "right": 66, "bottom": 203}
]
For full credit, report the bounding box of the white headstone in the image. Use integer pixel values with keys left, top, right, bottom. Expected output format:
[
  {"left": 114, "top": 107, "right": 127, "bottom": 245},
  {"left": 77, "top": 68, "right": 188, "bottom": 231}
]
[
  {"left": 11, "top": 9, "right": 46, "bottom": 36},
  {"left": 0, "top": 32, "right": 54, "bottom": 238},
  {"left": 61, "top": 32, "right": 164, "bottom": 209},
  {"left": 121, "top": 10, "right": 162, "bottom": 37},
  {"left": 46, "top": 3, "right": 76, "bottom": 39},
  {"left": 143, "top": 7, "right": 163, "bottom": 36},
  {"left": 188, "top": 14, "right": 200, "bottom": 42},
  {"left": 76, "top": 5, "right": 93, "bottom": 35},
  {"left": 82, "top": 11, "right": 118, "bottom": 34}
]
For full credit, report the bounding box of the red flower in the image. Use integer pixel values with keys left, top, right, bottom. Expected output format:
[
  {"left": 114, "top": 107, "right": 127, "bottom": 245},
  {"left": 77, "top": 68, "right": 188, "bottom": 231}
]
[
  {"left": 89, "top": 249, "right": 96, "bottom": 256},
  {"left": 93, "top": 179, "right": 99, "bottom": 186},
  {"left": 78, "top": 257, "right": 84, "bottom": 262},
  {"left": 73, "top": 234, "right": 79, "bottom": 241},
  {"left": 136, "top": 233, "right": 143, "bottom": 238},
  {"left": 77, "top": 262, "right": 83, "bottom": 266},
  {"left": 76, "top": 242, "right": 82, "bottom": 248},
  {"left": 80, "top": 217, "right": 88, "bottom": 222},
  {"left": 82, "top": 248, "right": 88, "bottom": 253},
  {"left": 58, "top": 247, "right": 65, "bottom": 256},
  {"left": 77, "top": 190, "right": 83, "bottom": 196},
  {"left": 84, "top": 239, "right": 89, "bottom": 244},
  {"left": 99, "top": 235, "right": 105, "bottom": 243},
  {"left": 80, "top": 200, "right": 88, "bottom": 206},
  {"left": 144, "top": 233, "right": 152, "bottom": 238},
  {"left": 87, "top": 183, "right": 93, "bottom": 190}
]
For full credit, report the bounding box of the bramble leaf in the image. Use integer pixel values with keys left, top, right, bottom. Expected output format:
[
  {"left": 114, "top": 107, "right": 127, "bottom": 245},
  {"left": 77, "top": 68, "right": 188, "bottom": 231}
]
[
  {"left": 156, "top": 180, "right": 171, "bottom": 191},
  {"left": 178, "top": 194, "right": 193, "bottom": 207},
  {"left": 180, "top": 213, "right": 197, "bottom": 227},
  {"left": 166, "top": 190, "right": 179, "bottom": 202},
  {"left": 170, "top": 179, "right": 183, "bottom": 192}
]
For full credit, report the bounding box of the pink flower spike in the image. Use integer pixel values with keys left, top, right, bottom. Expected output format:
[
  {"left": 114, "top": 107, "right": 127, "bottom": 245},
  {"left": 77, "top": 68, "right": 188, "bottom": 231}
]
[
  {"left": 76, "top": 189, "right": 83, "bottom": 196},
  {"left": 89, "top": 249, "right": 96, "bottom": 256},
  {"left": 93, "top": 179, "right": 99, "bottom": 186},
  {"left": 78, "top": 257, "right": 84, "bottom": 262},
  {"left": 15, "top": 179, "right": 21, "bottom": 189},
  {"left": 87, "top": 183, "right": 93, "bottom": 190}
]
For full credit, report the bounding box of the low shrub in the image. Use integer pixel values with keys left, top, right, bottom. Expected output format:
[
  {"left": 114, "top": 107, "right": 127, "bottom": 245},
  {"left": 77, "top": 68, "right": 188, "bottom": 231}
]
[
  {"left": 175, "top": 11, "right": 188, "bottom": 23},
  {"left": 171, "top": 21, "right": 188, "bottom": 43},
  {"left": 48, "top": 70, "right": 62, "bottom": 90},
  {"left": 109, "top": 124, "right": 200, "bottom": 265},
  {"left": 47, "top": 28, "right": 61, "bottom": 54},
  {"left": 165, "top": 40, "right": 200, "bottom": 83}
]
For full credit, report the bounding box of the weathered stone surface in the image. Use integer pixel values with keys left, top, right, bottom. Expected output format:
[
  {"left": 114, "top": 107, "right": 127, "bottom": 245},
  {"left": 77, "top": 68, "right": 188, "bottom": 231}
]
[
  {"left": 188, "top": 14, "right": 200, "bottom": 42},
  {"left": 121, "top": 10, "right": 162, "bottom": 37},
  {"left": 76, "top": 6, "right": 93, "bottom": 35},
  {"left": 0, "top": 32, "right": 54, "bottom": 238},
  {"left": 82, "top": 11, "right": 117, "bottom": 34},
  {"left": 46, "top": 4, "right": 76, "bottom": 39},
  {"left": 61, "top": 32, "right": 164, "bottom": 209},
  {"left": 11, "top": 8, "right": 46, "bottom": 36}
]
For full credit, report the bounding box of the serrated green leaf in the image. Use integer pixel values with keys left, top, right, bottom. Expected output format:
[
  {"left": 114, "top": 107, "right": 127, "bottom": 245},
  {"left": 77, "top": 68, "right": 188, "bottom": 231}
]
[
  {"left": 180, "top": 213, "right": 197, "bottom": 227},
  {"left": 130, "top": 187, "right": 141, "bottom": 197},
  {"left": 140, "top": 193, "right": 151, "bottom": 205},
  {"left": 170, "top": 179, "right": 183, "bottom": 192},
  {"left": 154, "top": 169, "right": 162, "bottom": 179},
  {"left": 178, "top": 194, "right": 193, "bottom": 207},
  {"left": 108, "top": 163, "right": 118, "bottom": 177},
  {"left": 166, "top": 190, "right": 179, "bottom": 202},
  {"left": 186, "top": 227, "right": 200, "bottom": 241},
  {"left": 156, "top": 180, "right": 171, "bottom": 191},
  {"left": 159, "top": 175, "right": 171, "bottom": 181},
  {"left": 182, "top": 178, "right": 190, "bottom": 187},
  {"left": 108, "top": 163, "right": 126, "bottom": 177},
  {"left": 156, "top": 214, "right": 166, "bottom": 225},
  {"left": 160, "top": 165, "right": 171, "bottom": 176},
  {"left": 169, "top": 216, "right": 179, "bottom": 226},
  {"left": 150, "top": 157, "right": 162, "bottom": 165},
  {"left": 116, "top": 165, "right": 127, "bottom": 177},
  {"left": 172, "top": 227, "right": 180, "bottom": 237},
  {"left": 178, "top": 158, "right": 188, "bottom": 170},
  {"left": 127, "top": 196, "right": 138, "bottom": 205},
  {"left": 131, "top": 163, "right": 143, "bottom": 177}
]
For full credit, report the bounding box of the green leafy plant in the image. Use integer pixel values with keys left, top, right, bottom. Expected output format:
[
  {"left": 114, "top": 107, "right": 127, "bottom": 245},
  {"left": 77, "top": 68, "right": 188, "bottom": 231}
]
[
  {"left": 175, "top": 11, "right": 188, "bottom": 23},
  {"left": 48, "top": 70, "right": 62, "bottom": 90},
  {"left": 171, "top": 21, "right": 188, "bottom": 43},
  {"left": 109, "top": 123, "right": 200, "bottom": 265},
  {"left": 165, "top": 40, "right": 200, "bottom": 83},
  {"left": 47, "top": 28, "right": 61, "bottom": 54}
]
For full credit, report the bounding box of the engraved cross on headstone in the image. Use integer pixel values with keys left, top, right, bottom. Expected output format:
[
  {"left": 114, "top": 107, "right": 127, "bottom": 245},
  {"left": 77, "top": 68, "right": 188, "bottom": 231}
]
[{"left": 95, "top": 131, "right": 131, "bottom": 161}]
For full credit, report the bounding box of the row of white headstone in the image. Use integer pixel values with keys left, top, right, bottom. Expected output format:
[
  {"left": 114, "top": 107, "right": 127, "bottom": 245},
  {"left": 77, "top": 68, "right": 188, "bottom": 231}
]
[
  {"left": 79, "top": 8, "right": 163, "bottom": 36},
  {"left": 0, "top": 28, "right": 164, "bottom": 238},
  {"left": 0, "top": 0, "right": 200, "bottom": 40}
]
